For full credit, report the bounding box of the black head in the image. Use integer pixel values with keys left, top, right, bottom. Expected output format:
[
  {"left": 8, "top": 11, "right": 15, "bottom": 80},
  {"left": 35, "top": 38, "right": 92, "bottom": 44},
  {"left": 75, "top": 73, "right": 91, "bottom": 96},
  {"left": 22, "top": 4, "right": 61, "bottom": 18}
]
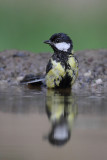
[{"left": 44, "top": 33, "right": 73, "bottom": 52}]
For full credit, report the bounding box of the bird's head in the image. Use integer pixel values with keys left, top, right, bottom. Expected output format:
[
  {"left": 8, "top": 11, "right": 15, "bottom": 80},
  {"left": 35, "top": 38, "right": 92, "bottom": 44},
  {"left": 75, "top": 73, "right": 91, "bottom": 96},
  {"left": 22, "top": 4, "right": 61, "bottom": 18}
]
[{"left": 44, "top": 33, "right": 73, "bottom": 53}]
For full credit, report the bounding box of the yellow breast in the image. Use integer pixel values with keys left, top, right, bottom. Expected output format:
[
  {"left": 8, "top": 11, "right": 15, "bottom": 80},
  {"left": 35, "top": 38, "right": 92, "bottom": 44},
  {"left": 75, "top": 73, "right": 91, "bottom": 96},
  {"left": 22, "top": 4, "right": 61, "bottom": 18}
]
[
  {"left": 46, "top": 59, "right": 66, "bottom": 88},
  {"left": 46, "top": 55, "right": 78, "bottom": 88}
]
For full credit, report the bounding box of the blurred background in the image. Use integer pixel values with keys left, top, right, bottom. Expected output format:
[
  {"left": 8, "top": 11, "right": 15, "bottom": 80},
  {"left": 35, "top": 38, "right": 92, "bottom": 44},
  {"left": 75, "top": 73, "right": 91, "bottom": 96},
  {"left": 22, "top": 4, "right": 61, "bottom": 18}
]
[{"left": 0, "top": 0, "right": 107, "bottom": 53}]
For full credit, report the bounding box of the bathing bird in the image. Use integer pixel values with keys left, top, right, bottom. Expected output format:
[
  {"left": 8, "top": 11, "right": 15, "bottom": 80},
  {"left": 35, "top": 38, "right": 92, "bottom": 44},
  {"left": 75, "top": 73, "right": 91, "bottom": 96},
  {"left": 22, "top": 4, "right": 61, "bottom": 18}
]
[{"left": 20, "top": 33, "right": 78, "bottom": 88}]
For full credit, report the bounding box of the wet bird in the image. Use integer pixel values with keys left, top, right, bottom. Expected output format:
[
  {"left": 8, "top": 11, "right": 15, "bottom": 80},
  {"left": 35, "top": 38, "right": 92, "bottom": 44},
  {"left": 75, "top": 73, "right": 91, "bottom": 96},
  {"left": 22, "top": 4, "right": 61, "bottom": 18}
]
[
  {"left": 44, "top": 33, "right": 78, "bottom": 88},
  {"left": 20, "top": 33, "right": 78, "bottom": 88}
]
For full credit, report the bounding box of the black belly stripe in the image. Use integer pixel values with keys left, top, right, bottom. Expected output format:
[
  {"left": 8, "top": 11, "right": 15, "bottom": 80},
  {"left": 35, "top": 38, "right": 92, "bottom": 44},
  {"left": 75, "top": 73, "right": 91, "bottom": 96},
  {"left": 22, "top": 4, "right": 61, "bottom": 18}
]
[
  {"left": 46, "top": 52, "right": 78, "bottom": 88},
  {"left": 56, "top": 73, "right": 72, "bottom": 88}
]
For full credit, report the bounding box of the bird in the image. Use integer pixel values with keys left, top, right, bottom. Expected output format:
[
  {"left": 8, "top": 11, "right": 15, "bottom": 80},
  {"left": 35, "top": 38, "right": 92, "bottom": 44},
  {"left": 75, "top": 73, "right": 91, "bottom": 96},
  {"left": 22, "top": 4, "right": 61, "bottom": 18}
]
[
  {"left": 44, "top": 33, "right": 78, "bottom": 88},
  {"left": 20, "top": 33, "right": 78, "bottom": 88}
]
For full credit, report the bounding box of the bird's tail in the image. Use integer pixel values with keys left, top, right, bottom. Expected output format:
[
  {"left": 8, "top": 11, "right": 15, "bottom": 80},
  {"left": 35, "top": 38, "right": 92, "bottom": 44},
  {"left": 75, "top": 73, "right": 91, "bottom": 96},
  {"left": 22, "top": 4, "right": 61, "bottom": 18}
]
[{"left": 20, "top": 74, "right": 45, "bottom": 85}]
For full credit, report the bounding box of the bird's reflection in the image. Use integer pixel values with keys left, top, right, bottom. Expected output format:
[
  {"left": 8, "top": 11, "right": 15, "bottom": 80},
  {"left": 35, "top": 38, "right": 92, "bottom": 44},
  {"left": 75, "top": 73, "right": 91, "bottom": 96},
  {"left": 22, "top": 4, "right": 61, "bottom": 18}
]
[{"left": 46, "top": 89, "right": 78, "bottom": 146}]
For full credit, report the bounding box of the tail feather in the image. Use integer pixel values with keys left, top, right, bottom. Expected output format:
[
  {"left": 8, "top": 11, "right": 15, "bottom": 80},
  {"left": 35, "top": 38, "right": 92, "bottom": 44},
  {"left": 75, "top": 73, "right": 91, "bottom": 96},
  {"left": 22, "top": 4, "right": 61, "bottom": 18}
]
[{"left": 20, "top": 74, "right": 45, "bottom": 85}]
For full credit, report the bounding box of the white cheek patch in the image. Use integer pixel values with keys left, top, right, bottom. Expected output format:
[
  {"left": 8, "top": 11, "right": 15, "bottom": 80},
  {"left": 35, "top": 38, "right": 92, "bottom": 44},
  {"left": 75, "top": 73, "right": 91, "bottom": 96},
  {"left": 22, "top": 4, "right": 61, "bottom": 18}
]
[
  {"left": 54, "top": 126, "right": 68, "bottom": 140},
  {"left": 55, "top": 42, "right": 70, "bottom": 51}
]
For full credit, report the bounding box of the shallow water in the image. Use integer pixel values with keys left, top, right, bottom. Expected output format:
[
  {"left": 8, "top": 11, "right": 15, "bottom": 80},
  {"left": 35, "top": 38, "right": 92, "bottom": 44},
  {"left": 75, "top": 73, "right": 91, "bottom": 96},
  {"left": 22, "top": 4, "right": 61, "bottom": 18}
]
[{"left": 0, "top": 85, "right": 107, "bottom": 160}]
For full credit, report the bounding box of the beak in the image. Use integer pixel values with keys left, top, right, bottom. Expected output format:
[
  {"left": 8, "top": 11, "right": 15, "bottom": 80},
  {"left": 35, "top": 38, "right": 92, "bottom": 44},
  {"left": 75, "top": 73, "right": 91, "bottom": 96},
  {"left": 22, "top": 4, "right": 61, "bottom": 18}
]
[{"left": 44, "top": 40, "right": 52, "bottom": 45}]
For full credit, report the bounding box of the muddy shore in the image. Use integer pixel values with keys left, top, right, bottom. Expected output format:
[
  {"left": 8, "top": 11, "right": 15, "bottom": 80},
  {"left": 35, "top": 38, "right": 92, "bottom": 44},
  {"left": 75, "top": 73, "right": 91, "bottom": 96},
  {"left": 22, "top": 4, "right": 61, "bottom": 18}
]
[{"left": 0, "top": 49, "right": 107, "bottom": 93}]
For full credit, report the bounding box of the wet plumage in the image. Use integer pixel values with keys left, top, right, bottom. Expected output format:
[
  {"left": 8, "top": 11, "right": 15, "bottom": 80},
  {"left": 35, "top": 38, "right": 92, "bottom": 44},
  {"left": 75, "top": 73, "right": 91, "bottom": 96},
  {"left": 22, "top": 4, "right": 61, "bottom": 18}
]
[
  {"left": 44, "top": 33, "right": 78, "bottom": 88},
  {"left": 20, "top": 33, "right": 78, "bottom": 89}
]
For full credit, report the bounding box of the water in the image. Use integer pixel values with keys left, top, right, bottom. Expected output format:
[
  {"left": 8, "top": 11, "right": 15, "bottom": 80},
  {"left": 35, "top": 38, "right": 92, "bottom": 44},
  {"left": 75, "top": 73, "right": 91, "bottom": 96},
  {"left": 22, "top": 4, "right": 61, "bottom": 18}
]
[{"left": 0, "top": 85, "right": 107, "bottom": 160}]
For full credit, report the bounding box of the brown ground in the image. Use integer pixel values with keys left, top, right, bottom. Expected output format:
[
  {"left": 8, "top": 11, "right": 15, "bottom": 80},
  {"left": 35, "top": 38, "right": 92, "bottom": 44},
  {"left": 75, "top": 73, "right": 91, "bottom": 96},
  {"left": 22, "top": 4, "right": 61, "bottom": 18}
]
[{"left": 0, "top": 49, "right": 107, "bottom": 93}]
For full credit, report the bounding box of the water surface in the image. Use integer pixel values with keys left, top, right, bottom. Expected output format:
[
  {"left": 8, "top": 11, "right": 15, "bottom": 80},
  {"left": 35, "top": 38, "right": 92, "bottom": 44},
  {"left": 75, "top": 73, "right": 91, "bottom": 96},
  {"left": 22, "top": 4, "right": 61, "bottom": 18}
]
[{"left": 0, "top": 86, "right": 107, "bottom": 160}]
